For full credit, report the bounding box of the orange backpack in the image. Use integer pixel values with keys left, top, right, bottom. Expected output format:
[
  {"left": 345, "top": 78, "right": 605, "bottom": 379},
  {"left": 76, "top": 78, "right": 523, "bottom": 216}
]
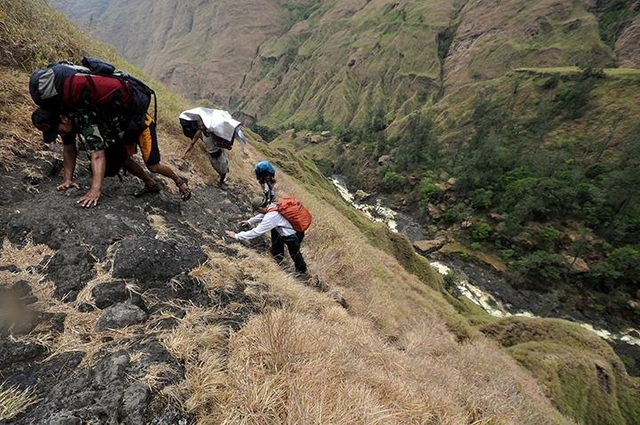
[{"left": 269, "top": 196, "right": 312, "bottom": 232}]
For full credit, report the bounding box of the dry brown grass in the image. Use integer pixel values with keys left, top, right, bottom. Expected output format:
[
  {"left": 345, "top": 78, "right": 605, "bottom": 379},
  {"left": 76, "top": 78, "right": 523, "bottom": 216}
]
[
  {"left": 0, "top": 69, "right": 43, "bottom": 170},
  {"left": 202, "top": 309, "right": 574, "bottom": 425},
  {"left": 3, "top": 216, "right": 551, "bottom": 425},
  {"left": 160, "top": 307, "right": 230, "bottom": 416},
  {"left": 134, "top": 222, "right": 575, "bottom": 424},
  {"left": 0, "top": 383, "right": 38, "bottom": 421}
]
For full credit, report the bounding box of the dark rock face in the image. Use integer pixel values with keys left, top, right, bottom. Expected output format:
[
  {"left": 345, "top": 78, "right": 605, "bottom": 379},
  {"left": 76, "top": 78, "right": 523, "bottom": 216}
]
[
  {"left": 0, "top": 158, "right": 270, "bottom": 423},
  {"left": 112, "top": 236, "right": 207, "bottom": 282},
  {"left": 44, "top": 244, "right": 96, "bottom": 301},
  {"left": 0, "top": 340, "right": 47, "bottom": 370},
  {"left": 95, "top": 303, "right": 149, "bottom": 332},
  {"left": 17, "top": 347, "right": 181, "bottom": 425},
  {"left": 92, "top": 280, "right": 145, "bottom": 309}
]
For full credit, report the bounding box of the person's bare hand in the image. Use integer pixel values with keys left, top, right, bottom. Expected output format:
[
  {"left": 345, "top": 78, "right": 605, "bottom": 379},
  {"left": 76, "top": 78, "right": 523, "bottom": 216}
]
[
  {"left": 57, "top": 180, "right": 80, "bottom": 191},
  {"left": 77, "top": 188, "right": 101, "bottom": 208},
  {"left": 225, "top": 230, "right": 237, "bottom": 239}
]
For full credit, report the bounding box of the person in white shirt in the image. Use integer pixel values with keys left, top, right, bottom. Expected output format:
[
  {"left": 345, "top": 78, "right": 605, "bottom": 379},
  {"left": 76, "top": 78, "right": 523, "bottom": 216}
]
[
  {"left": 226, "top": 196, "right": 307, "bottom": 275},
  {"left": 182, "top": 122, "right": 230, "bottom": 189}
]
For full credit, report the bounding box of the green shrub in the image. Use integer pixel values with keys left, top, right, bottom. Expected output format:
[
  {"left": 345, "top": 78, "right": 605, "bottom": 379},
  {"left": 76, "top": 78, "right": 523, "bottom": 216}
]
[
  {"left": 253, "top": 124, "right": 280, "bottom": 142},
  {"left": 553, "top": 79, "right": 595, "bottom": 119},
  {"left": 537, "top": 226, "right": 564, "bottom": 250},
  {"left": 382, "top": 170, "right": 406, "bottom": 190},
  {"left": 541, "top": 74, "right": 559, "bottom": 90},
  {"left": 512, "top": 251, "right": 568, "bottom": 289},
  {"left": 499, "top": 248, "right": 516, "bottom": 261},
  {"left": 589, "top": 245, "right": 640, "bottom": 291},
  {"left": 443, "top": 272, "right": 458, "bottom": 293},
  {"left": 440, "top": 204, "right": 472, "bottom": 225},
  {"left": 471, "top": 221, "right": 492, "bottom": 241},
  {"left": 418, "top": 177, "right": 439, "bottom": 204},
  {"left": 469, "top": 188, "right": 494, "bottom": 210}
]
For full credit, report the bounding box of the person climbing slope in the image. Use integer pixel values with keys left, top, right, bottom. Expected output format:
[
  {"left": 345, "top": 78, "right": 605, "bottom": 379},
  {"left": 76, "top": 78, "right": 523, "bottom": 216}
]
[
  {"left": 226, "top": 196, "right": 308, "bottom": 276},
  {"left": 254, "top": 160, "right": 277, "bottom": 202}
]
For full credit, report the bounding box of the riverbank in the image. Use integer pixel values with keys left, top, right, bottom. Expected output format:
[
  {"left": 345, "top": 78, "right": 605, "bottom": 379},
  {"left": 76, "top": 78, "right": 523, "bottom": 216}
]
[
  {"left": 330, "top": 175, "right": 640, "bottom": 377},
  {"left": 431, "top": 250, "right": 640, "bottom": 376}
]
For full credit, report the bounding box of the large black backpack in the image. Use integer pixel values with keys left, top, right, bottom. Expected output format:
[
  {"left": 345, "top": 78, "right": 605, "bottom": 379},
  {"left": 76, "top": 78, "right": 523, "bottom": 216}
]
[{"left": 29, "top": 57, "right": 156, "bottom": 128}]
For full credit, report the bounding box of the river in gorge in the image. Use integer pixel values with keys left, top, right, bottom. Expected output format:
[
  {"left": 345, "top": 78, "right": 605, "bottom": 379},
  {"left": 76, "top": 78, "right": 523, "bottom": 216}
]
[{"left": 329, "top": 175, "right": 640, "bottom": 376}]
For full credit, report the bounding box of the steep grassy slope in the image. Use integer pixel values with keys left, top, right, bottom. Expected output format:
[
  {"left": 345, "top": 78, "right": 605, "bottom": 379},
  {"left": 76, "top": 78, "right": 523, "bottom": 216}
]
[{"left": 3, "top": 1, "right": 640, "bottom": 423}]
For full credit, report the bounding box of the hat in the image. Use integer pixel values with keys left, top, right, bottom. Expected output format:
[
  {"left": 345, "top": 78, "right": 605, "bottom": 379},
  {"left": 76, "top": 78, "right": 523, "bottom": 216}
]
[
  {"left": 251, "top": 196, "right": 268, "bottom": 211},
  {"left": 31, "top": 108, "right": 60, "bottom": 143}
]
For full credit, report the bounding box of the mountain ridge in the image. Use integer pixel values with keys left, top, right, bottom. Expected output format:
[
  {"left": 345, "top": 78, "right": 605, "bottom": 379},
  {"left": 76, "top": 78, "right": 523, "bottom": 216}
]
[{"left": 50, "top": 0, "right": 640, "bottom": 126}]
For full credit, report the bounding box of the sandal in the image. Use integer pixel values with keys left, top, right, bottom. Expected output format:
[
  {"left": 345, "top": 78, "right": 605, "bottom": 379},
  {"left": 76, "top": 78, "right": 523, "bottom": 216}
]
[
  {"left": 176, "top": 178, "right": 191, "bottom": 201},
  {"left": 133, "top": 182, "right": 161, "bottom": 197}
]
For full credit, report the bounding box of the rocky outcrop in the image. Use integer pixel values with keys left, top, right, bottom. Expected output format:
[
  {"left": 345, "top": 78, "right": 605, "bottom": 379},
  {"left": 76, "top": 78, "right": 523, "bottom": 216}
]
[
  {"left": 615, "top": 15, "right": 640, "bottom": 68},
  {"left": 413, "top": 238, "right": 447, "bottom": 254},
  {"left": 0, "top": 152, "right": 284, "bottom": 423}
]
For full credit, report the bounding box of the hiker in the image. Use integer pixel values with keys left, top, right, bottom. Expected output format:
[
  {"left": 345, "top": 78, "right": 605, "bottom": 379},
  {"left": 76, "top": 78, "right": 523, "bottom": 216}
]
[
  {"left": 254, "top": 160, "right": 276, "bottom": 202},
  {"left": 32, "top": 108, "right": 191, "bottom": 207},
  {"left": 179, "top": 107, "right": 247, "bottom": 190},
  {"left": 182, "top": 121, "right": 230, "bottom": 189},
  {"left": 225, "top": 196, "right": 307, "bottom": 276}
]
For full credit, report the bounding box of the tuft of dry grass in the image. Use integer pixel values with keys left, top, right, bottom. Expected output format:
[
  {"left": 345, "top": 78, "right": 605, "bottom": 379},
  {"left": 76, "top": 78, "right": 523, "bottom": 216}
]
[
  {"left": 0, "top": 236, "right": 54, "bottom": 271},
  {"left": 159, "top": 305, "right": 230, "bottom": 415},
  {"left": 0, "top": 71, "right": 42, "bottom": 169},
  {"left": 0, "top": 383, "right": 38, "bottom": 421}
]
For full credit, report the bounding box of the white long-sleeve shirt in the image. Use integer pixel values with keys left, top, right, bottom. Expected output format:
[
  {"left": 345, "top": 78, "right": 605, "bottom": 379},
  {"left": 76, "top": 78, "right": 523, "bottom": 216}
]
[{"left": 234, "top": 207, "right": 296, "bottom": 242}]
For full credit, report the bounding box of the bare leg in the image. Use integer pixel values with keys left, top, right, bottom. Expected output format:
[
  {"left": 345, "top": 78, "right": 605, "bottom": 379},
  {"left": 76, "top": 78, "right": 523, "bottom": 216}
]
[
  {"left": 147, "top": 162, "right": 182, "bottom": 185},
  {"left": 125, "top": 158, "right": 155, "bottom": 187},
  {"left": 147, "top": 162, "right": 191, "bottom": 201}
]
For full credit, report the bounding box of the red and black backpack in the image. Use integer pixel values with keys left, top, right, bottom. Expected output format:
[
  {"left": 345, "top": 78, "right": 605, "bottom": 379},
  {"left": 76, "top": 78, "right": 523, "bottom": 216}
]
[{"left": 29, "top": 57, "right": 156, "bottom": 130}]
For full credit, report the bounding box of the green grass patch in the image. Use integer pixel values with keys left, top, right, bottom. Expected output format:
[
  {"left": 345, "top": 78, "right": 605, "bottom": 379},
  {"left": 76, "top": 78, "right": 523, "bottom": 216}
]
[
  {"left": 479, "top": 317, "right": 640, "bottom": 425},
  {"left": 515, "top": 67, "right": 640, "bottom": 78}
]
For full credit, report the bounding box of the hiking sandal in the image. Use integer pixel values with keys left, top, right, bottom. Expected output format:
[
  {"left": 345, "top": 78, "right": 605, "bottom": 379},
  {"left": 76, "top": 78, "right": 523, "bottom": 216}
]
[
  {"left": 176, "top": 178, "right": 191, "bottom": 201},
  {"left": 133, "top": 182, "right": 161, "bottom": 197}
]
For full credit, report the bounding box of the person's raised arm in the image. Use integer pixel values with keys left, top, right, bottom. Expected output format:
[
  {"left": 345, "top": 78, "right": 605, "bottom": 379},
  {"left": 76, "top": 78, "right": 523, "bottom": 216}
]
[{"left": 183, "top": 130, "right": 202, "bottom": 158}]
